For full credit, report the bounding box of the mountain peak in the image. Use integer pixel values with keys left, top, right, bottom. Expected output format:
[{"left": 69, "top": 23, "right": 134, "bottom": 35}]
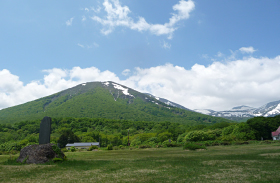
[{"left": 0, "top": 81, "right": 230, "bottom": 124}]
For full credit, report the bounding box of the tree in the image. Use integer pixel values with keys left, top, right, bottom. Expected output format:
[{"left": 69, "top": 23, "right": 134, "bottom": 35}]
[{"left": 57, "top": 130, "right": 80, "bottom": 148}]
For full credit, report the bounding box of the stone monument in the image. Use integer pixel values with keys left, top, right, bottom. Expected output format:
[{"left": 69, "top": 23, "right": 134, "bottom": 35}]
[{"left": 39, "top": 116, "right": 51, "bottom": 144}]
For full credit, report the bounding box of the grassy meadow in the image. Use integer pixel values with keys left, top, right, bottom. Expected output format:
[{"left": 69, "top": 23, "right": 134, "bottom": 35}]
[{"left": 1, "top": 143, "right": 280, "bottom": 182}]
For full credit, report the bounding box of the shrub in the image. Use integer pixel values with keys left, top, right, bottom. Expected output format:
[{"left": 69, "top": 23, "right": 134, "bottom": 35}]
[
  {"left": 52, "top": 145, "right": 62, "bottom": 156},
  {"left": 203, "top": 141, "right": 212, "bottom": 146},
  {"left": 183, "top": 143, "right": 206, "bottom": 151},
  {"left": 147, "top": 137, "right": 158, "bottom": 143},
  {"left": 260, "top": 140, "right": 272, "bottom": 144},
  {"left": 234, "top": 141, "right": 246, "bottom": 145},
  {"left": 167, "top": 143, "right": 181, "bottom": 147},
  {"left": 22, "top": 155, "right": 28, "bottom": 164},
  {"left": 53, "top": 158, "right": 63, "bottom": 163},
  {"left": 107, "top": 144, "right": 113, "bottom": 150},
  {"left": 222, "top": 125, "right": 236, "bottom": 136},
  {"left": 211, "top": 141, "right": 221, "bottom": 146},
  {"left": 113, "top": 146, "right": 119, "bottom": 150},
  {"left": 162, "top": 140, "right": 181, "bottom": 147},
  {"left": 185, "top": 131, "right": 208, "bottom": 142},
  {"left": 119, "top": 145, "right": 125, "bottom": 149},
  {"left": 220, "top": 141, "right": 231, "bottom": 145},
  {"left": 131, "top": 137, "right": 141, "bottom": 146},
  {"left": 88, "top": 145, "right": 98, "bottom": 151},
  {"left": 139, "top": 145, "right": 151, "bottom": 149},
  {"left": 70, "top": 146, "right": 76, "bottom": 152},
  {"left": 61, "top": 148, "right": 68, "bottom": 152},
  {"left": 158, "top": 132, "right": 172, "bottom": 143}
]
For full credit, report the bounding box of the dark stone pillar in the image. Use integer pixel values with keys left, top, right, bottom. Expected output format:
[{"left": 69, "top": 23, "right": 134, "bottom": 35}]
[{"left": 39, "top": 117, "right": 52, "bottom": 144}]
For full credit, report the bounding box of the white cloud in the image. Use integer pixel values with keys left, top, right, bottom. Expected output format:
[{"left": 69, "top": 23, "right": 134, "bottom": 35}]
[
  {"left": 93, "top": 42, "right": 99, "bottom": 48},
  {"left": 201, "top": 54, "right": 209, "bottom": 59},
  {"left": 216, "top": 52, "right": 223, "bottom": 57},
  {"left": 0, "top": 67, "right": 120, "bottom": 110},
  {"left": 78, "top": 43, "right": 85, "bottom": 48},
  {"left": 66, "top": 17, "right": 74, "bottom": 26},
  {"left": 85, "top": 8, "right": 89, "bottom": 12},
  {"left": 91, "top": 0, "right": 195, "bottom": 39},
  {"left": 122, "top": 69, "right": 130, "bottom": 76},
  {"left": 1, "top": 55, "right": 280, "bottom": 111},
  {"left": 162, "top": 41, "right": 171, "bottom": 49},
  {"left": 123, "top": 56, "right": 280, "bottom": 110},
  {"left": 78, "top": 42, "right": 99, "bottom": 49},
  {"left": 239, "top": 46, "right": 256, "bottom": 54},
  {"left": 91, "top": 6, "right": 102, "bottom": 13},
  {"left": 82, "top": 16, "right": 86, "bottom": 22}
]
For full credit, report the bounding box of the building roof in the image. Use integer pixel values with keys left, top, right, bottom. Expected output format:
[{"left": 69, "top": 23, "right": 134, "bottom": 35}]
[
  {"left": 272, "top": 126, "right": 280, "bottom": 137},
  {"left": 66, "top": 142, "right": 99, "bottom": 147}
]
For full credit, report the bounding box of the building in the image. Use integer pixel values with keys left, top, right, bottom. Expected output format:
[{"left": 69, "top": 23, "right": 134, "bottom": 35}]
[
  {"left": 65, "top": 142, "right": 100, "bottom": 150},
  {"left": 271, "top": 126, "right": 280, "bottom": 140}
]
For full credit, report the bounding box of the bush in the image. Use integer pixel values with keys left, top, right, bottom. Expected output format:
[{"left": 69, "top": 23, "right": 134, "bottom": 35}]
[
  {"left": 61, "top": 148, "right": 68, "bottom": 152},
  {"left": 167, "top": 143, "right": 181, "bottom": 147},
  {"left": 220, "top": 141, "right": 231, "bottom": 145},
  {"left": 260, "top": 140, "right": 272, "bottom": 144},
  {"left": 158, "top": 132, "right": 172, "bottom": 143},
  {"left": 53, "top": 158, "right": 63, "bottom": 163},
  {"left": 107, "top": 144, "right": 113, "bottom": 150},
  {"left": 119, "top": 145, "right": 125, "bottom": 149},
  {"left": 139, "top": 145, "right": 151, "bottom": 149},
  {"left": 147, "top": 137, "right": 158, "bottom": 144},
  {"left": 88, "top": 145, "right": 99, "bottom": 151},
  {"left": 131, "top": 137, "right": 141, "bottom": 146},
  {"left": 162, "top": 140, "right": 181, "bottom": 147},
  {"left": 183, "top": 143, "right": 206, "bottom": 151},
  {"left": 70, "top": 146, "right": 76, "bottom": 152},
  {"left": 233, "top": 141, "right": 248, "bottom": 145}
]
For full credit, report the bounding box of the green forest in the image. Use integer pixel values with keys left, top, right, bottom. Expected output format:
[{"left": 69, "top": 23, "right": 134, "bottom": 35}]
[{"left": 1, "top": 115, "right": 279, "bottom": 153}]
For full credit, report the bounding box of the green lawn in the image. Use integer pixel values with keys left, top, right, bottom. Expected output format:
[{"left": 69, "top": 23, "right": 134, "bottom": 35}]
[{"left": 1, "top": 144, "right": 280, "bottom": 182}]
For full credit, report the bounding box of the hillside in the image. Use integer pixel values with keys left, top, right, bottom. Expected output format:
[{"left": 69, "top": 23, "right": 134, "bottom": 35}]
[{"left": 0, "top": 81, "right": 231, "bottom": 124}]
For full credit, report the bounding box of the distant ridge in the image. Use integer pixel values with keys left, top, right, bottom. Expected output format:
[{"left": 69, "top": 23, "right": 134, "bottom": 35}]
[{"left": 195, "top": 100, "right": 280, "bottom": 121}]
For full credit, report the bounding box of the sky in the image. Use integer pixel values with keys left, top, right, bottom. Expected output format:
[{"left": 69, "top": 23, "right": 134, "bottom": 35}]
[{"left": 0, "top": 0, "right": 280, "bottom": 111}]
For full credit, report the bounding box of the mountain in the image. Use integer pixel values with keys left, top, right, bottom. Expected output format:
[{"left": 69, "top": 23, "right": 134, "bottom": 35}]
[
  {"left": 194, "top": 100, "right": 280, "bottom": 121},
  {"left": 145, "top": 93, "right": 192, "bottom": 111},
  {"left": 0, "top": 81, "right": 231, "bottom": 124}
]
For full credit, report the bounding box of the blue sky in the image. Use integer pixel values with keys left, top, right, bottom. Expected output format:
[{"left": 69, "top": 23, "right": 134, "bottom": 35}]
[{"left": 1, "top": 0, "right": 280, "bottom": 110}]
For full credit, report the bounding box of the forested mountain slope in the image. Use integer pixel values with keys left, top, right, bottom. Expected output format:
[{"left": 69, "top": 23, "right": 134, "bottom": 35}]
[{"left": 0, "top": 81, "right": 232, "bottom": 125}]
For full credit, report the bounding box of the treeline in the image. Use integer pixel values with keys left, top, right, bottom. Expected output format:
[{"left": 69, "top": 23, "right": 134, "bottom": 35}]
[{"left": 0, "top": 115, "right": 279, "bottom": 153}]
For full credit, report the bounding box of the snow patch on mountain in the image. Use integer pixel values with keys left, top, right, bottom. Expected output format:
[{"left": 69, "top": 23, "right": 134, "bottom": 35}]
[
  {"left": 264, "top": 103, "right": 280, "bottom": 117},
  {"left": 194, "top": 109, "right": 212, "bottom": 115},
  {"left": 112, "top": 83, "right": 135, "bottom": 98},
  {"left": 145, "top": 93, "right": 191, "bottom": 111},
  {"left": 103, "top": 81, "right": 110, "bottom": 86}
]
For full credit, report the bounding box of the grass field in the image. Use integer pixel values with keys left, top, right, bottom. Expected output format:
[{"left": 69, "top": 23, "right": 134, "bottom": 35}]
[{"left": 1, "top": 143, "right": 280, "bottom": 183}]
